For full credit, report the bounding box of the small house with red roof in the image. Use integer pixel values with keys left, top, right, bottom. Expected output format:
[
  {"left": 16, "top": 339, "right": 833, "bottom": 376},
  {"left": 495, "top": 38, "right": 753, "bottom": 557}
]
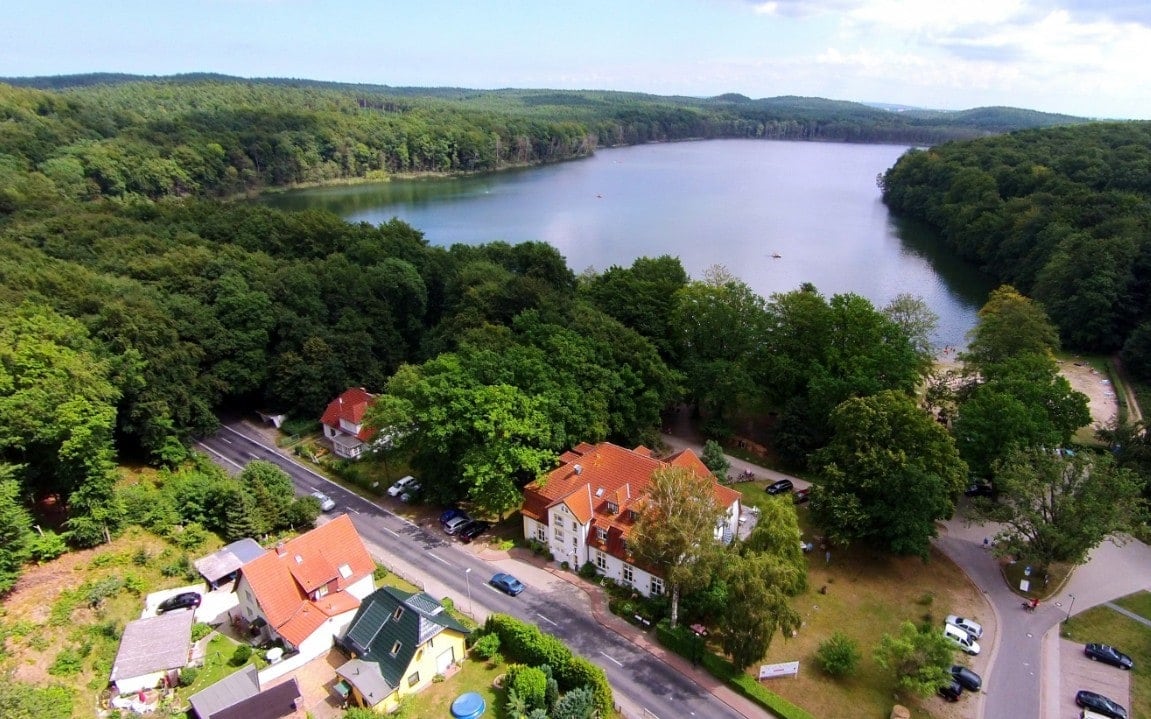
[
  {"left": 320, "top": 388, "right": 376, "bottom": 459},
  {"left": 233, "top": 516, "right": 376, "bottom": 665},
  {"left": 521, "top": 442, "right": 741, "bottom": 597}
]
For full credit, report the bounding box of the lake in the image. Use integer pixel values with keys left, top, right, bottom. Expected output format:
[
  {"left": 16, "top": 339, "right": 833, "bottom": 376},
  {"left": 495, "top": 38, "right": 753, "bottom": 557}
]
[{"left": 263, "top": 139, "right": 996, "bottom": 349}]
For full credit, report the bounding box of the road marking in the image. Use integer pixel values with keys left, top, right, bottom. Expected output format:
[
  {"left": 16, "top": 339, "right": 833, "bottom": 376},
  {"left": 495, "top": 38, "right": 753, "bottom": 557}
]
[
  {"left": 221, "top": 438, "right": 232, "bottom": 444},
  {"left": 536, "top": 613, "right": 558, "bottom": 626},
  {"left": 195, "top": 443, "right": 243, "bottom": 470},
  {"left": 427, "top": 553, "right": 451, "bottom": 567},
  {"left": 384, "top": 528, "right": 400, "bottom": 538},
  {"left": 599, "top": 651, "right": 622, "bottom": 667}
]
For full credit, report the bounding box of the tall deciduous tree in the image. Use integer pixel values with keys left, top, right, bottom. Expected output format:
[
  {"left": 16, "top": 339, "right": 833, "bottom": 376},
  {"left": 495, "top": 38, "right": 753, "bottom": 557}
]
[
  {"left": 962, "top": 285, "right": 1060, "bottom": 370},
  {"left": 811, "top": 391, "right": 967, "bottom": 557},
  {"left": 0, "top": 466, "right": 34, "bottom": 595},
  {"left": 970, "top": 449, "right": 1142, "bottom": 568},
  {"left": 716, "top": 552, "right": 802, "bottom": 671},
  {"left": 873, "top": 621, "right": 955, "bottom": 697},
  {"left": 741, "top": 497, "right": 808, "bottom": 596},
  {"left": 629, "top": 466, "right": 726, "bottom": 628},
  {"left": 700, "top": 440, "right": 730, "bottom": 480}
]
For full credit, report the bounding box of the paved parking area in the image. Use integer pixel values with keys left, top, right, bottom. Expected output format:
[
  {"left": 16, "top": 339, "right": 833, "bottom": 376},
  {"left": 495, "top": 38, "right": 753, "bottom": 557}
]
[
  {"left": 142, "top": 583, "right": 238, "bottom": 625},
  {"left": 1058, "top": 638, "right": 1131, "bottom": 717}
]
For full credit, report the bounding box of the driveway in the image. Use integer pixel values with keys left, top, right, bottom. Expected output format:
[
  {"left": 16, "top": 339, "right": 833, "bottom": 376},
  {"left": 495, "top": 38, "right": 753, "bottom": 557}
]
[{"left": 143, "top": 583, "right": 238, "bottom": 625}]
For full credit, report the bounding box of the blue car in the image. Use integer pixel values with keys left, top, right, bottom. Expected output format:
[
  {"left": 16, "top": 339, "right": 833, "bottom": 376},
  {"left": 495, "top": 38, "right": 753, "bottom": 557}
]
[{"left": 489, "top": 572, "right": 526, "bottom": 596}]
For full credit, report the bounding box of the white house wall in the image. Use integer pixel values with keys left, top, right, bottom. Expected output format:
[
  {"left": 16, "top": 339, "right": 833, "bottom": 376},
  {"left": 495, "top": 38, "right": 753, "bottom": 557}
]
[{"left": 114, "top": 670, "right": 166, "bottom": 696}]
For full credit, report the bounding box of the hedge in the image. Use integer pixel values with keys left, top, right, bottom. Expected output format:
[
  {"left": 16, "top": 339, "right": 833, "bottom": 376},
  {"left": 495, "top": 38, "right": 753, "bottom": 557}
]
[
  {"left": 483, "top": 614, "right": 613, "bottom": 715},
  {"left": 655, "top": 621, "right": 815, "bottom": 719}
]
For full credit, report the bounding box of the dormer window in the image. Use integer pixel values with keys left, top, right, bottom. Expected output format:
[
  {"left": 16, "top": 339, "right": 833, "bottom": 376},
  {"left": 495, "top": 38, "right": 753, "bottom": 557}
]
[
  {"left": 606, "top": 501, "right": 619, "bottom": 514},
  {"left": 391, "top": 641, "right": 402, "bottom": 656},
  {"left": 628, "top": 510, "right": 639, "bottom": 522},
  {"left": 595, "top": 528, "right": 607, "bottom": 542},
  {"left": 393, "top": 607, "right": 404, "bottom": 621}
]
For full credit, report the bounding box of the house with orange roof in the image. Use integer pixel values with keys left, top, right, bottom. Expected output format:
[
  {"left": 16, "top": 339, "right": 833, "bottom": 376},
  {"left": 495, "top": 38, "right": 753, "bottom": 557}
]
[
  {"left": 521, "top": 442, "right": 741, "bottom": 597},
  {"left": 233, "top": 515, "right": 376, "bottom": 665},
  {"left": 320, "top": 387, "right": 377, "bottom": 459}
]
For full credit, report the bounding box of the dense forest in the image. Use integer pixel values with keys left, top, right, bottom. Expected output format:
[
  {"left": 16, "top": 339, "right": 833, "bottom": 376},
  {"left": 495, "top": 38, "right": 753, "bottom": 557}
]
[
  {"left": 880, "top": 122, "right": 1151, "bottom": 376},
  {"left": 0, "top": 74, "right": 1087, "bottom": 209}
]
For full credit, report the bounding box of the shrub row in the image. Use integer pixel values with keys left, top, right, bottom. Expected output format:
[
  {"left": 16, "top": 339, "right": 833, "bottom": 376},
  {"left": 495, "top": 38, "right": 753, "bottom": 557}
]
[
  {"left": 655, "top": 621, "right": 815, "bottom": 719},
  {"left": 482, "top": 614, "right": 612, "bottom": 715}
]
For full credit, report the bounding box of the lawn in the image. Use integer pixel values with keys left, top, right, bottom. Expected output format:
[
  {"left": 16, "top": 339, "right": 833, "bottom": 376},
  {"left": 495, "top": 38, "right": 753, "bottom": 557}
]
[
  {"left": 1062, "top": 594, "right": 1151, "bottom": 718},
  {"left": 729, "top": 490, "right": 983, "bottom": 719},
  {"left": 181, "top": 633, "right": 267, "bottom": 694},
  {"left": 394, "top": 655, "right": 507, "bottom": 719}
]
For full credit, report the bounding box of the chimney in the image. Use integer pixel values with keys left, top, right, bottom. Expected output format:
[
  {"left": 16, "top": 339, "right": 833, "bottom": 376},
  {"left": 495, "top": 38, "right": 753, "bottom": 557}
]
[
  {"left": 573, "top": 464, "right": 582, "bottom": 475},
  {"left": 276, "top": 541, "right": 286, "bottom": 557}
]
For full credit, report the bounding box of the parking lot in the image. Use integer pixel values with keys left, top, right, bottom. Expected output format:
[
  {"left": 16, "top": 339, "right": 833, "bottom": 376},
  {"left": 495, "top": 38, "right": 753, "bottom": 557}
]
[{"left": 1058, "top": 638, "right": 1130, "bottom": 717}]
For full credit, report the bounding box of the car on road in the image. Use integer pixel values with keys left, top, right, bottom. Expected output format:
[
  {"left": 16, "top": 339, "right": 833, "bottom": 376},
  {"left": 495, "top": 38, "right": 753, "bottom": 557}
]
[
  {"left": 490, "top": 572, "right": 525, "bottom": 596},
  {"left": 310, "top": 491, "right": 336, "bottom": 512},
  {"left": 157, "top": 592, "right": 201, "bottom": 614},
  {"left": 943, "top": 623, "right": 980, "bottom": 655},
  {"left": 386, "top": 475, "right": 418, "bottom": 497},
  {"left": 766, "top": 479, "right": 794, "bottom": 495},
  {"left": 443, "top": 514, "right": 473, "bottom": 535},
  {"left": 458, "top": 520, "right": 490, "bottom": 543},
  {"left": 792, "top": 487, "right": 810, "bottom": 504},
  {"left": 946, "top": 614, "right": 983, "bottom": 639},
  {"left": 937, "top": 679, "right": 963, "bottom": 702},
  {"left": 950, "top": 665, "right": 982, "bottom": 691},
  {"left": 1075, "top": 690, "right": 1128, "bottom": 719},
  {"left": 1084, "top": 643, "right": 1134, "bottom": 670}
]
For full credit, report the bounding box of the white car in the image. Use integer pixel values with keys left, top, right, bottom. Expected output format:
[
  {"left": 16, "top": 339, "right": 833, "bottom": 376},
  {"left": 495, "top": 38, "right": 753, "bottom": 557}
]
[
  {"left": 944, "top": 623, "right": 981, "bottom": 655},
  {"left": 946, "top": 614, "right": 983, "bottom": 639},
  {"left": 310, "top": 491, "right": 336, "bottom": 512},
  {"left": 386, "top": 475, "right": 417, "bottom": 497}
]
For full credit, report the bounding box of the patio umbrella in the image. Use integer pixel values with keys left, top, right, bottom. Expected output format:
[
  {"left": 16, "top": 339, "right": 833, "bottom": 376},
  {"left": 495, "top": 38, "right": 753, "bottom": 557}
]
[{"left": 450, "top": 691, "right": 486, "bottom": 719}]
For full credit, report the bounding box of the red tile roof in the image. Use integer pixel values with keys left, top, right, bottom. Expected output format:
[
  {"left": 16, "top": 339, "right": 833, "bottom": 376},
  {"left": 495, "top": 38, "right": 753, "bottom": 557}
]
[
  {"left": 240, "top": 515, "right": 375, "bottom": 646},
  {"left": 320, "top": 387, "right": 376, "bottom": 441},
  {"left": 523, "top": 442, "right": 741, "bottom": 563}
]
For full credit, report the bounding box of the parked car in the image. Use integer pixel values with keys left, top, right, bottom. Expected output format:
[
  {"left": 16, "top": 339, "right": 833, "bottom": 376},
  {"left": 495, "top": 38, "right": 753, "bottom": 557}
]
[
  {"left": 945, "top": 614, "right": 984, "bottom": 639},
  {"left": 937, "top": 679, "right": 963, "bottom": 702},
  {"left": 386, "top": 475, "right": 418, "bottom": 497},
  {"left": 439, "top": 508, "right": 466, "bottom": 527},
  {"left": 458, "top": 520, "right": 490, "bottom": 543},
  {"left": 490, "top": 572, "right": 526, "bottom": 596},
  {"left": 1075, "top": 690, "right": 1128, "bottom": 719},
  {"left": 943, "top": 623, "right": 980, "bottom": 655},
  {"left": 443, "top": 514, "right": 473, "bottom": 535},
  {"left": 157, "top": 592, "right": 201, "bottom": 614},
  {"left": 1084, "top": 643, "right": 1134, "bottom": 670},
  {"left": 310, "top": 491, "right": 336, "bottom": 512},
  {"left": 792, "top": 487, "right": 810, "bottom": 504},
  {"left": 950, "top": 665, "right": 982, "bottom": 691},
  {"left": 766, "top": 479, "right": 794, "bottom": 495},
  {"left": 964, "top": 481, "right": 994, "bottom": 498},
  {"left": 399, "top": 483, "right": 422, "bottom": 503}
]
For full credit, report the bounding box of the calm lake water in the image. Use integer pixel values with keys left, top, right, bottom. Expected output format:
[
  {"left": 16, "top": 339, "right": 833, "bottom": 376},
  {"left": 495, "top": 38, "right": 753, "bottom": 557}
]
[{"left": 264, "top": 140, "right": 996, "bottom": 349}]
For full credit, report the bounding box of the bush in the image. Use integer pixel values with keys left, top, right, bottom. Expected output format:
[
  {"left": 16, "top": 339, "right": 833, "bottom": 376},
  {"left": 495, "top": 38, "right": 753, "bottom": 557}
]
[
  {"left": 552, "top": 686, "right": 597, "bottom": 719},
  {"left": 122, "top": 573, "right": 147, "bottom": 595},
  {"left": 48, "top": 648, "right": 83, "bottom": 676},
  {"left": 86, "top": 576, "right": 125, "bottom": 608},
  {"left": 229, "top": 644, "right": 253, "bottom": 666},
  {"left": 281, "top": 417, "right": 320, "bottom": 437},
  {"left": 132, "top": 548, "right": 151, "bottom": 566},
  {"left": 160, "top": 554, "right": 191, "bottom": 578},
  {"left": 27, "top": 530, "right": 68, "bottom": 563},
  {"left": 577, "top": 562, "right": 599, "bottom": 580},
  {"left": 373, "top": 563, "right": 390, "bottom": 581},
  {"left": 172, "top": 523, "right": 209, "bottom": 551},
  {"left": 507, "top": 664, "right": 548, "bottom": 713},
  {"left": 179, "top": 667, "right": 200, "bottom": 686},
  {"left": 815, "top": 632, "right": 861, "bottom": 678},
  {"left": 191, "top": 623, "right": 213, "bottom": 642},
  {"left": 471, "top": 633, "right": 502, "bottom": 660}
]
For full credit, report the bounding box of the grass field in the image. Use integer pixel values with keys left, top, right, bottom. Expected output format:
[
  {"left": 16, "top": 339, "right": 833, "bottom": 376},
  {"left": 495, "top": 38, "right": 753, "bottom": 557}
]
[{"left": 1062, "top": 593, "right": 1151, "bottom": 719}]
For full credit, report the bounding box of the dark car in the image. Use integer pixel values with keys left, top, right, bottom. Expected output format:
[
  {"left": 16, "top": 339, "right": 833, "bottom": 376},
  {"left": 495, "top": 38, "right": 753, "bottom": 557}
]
[
  {"left": 157, "top": 591, "right": 201, "bottom": 614},
  {"left": 937, "top": 679, "right": 963, "bottom": 702},
  {"left": 950, "top": 665, "right": 982, "bottom": 691},
  {"left": 458, "top": 520, "right": 490, "bottom": 543},
  {"left": 964, "top": 482, "right": 994, "bottom": 498},
  {"left": 792, "top": 488, "right": 810, "bottom": 504},
  {"left": 439, "top": 508, "right": 466, "bottom": 527},
  {"left": 1084, "top": 643, "right": 1134, "bottom": 670},
  {"left": 766, "top": 479, "right": 794, "bottom": 495},
  {"left": 489, "top": 572, "right": 525, "bottom": 596},
  {"left": 1075, "top": 690, "right": 1128, "bottom": 719}
]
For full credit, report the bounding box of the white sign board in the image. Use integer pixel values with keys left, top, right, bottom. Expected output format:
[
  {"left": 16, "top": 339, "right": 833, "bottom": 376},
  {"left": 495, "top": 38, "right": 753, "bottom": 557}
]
[{"left": 758, "top": 661, "right": 800, "bottom": 680}]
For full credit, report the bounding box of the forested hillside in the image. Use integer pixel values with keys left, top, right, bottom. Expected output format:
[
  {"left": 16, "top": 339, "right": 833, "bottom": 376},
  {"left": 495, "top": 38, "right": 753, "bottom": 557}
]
[
  {"left": 880, "top": 122, "right": 1151, "bottom": 377},
  {"left": 0, "top": 74, "right": 1088, "bottom": 210}
]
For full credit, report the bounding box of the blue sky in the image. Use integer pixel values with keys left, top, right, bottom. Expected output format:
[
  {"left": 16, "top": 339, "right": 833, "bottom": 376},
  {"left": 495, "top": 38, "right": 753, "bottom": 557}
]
[{"left": 3, "top": 0, "right": 1149, "bottom": 118}]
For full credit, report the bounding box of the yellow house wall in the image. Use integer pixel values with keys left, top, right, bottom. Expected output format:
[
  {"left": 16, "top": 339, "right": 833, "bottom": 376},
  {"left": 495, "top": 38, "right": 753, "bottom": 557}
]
[{"left": 353, "top": 630, "right": 469, "bottom": 714}]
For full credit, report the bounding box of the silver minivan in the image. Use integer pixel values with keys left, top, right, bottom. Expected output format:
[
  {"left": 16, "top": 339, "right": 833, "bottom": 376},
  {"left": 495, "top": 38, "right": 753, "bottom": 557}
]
[{"left": 444, "top": 514, "right": 473, "bottom": 535}]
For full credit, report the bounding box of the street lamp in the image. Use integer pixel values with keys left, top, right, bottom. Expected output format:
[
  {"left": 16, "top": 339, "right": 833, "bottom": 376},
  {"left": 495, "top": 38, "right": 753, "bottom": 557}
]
[
  {"left": 464, "top": 567, "right": 473, "bottom": 617},
  {"left": 1066, "top": 593, "right": 1076, "bottom": 622}
]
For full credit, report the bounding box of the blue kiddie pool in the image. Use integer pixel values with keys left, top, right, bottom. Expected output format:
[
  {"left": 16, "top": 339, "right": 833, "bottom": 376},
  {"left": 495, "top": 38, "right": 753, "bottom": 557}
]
[{"left": 450, "top": 691, "right": 486, "bottom": 719}]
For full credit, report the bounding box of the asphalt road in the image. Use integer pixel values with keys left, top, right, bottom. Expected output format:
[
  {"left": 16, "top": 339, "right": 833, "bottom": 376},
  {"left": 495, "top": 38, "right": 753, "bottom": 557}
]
[{"left": 196, "top": 422, "right": 746, "bottom": 719}]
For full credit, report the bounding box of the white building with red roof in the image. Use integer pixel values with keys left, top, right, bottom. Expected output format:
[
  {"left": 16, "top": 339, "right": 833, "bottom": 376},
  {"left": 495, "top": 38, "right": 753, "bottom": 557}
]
[
  {"left": 521, "top": 442, "right": 741, "bottom": 597},
  {"left": 320, "top": 387, "right": 376, "bottom": 459},
  {"left": 233, "top": 515, "right": 376, "bottom": 668}
]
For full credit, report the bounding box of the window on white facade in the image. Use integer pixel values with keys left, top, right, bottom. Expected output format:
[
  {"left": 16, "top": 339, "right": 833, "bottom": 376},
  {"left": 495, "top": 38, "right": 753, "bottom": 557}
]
[
  {"left": 595, "top": 552, "right": 607, "bottom": 570},
  {"left": 571, "top": 519, "right": 578, "bottom": 531},
  {"left": 553, "top": 525, "right": 564, "bottom": 541},
  {"left": 536, "top": 525, "right": 546, "bottom": 542},
  {"left": 650, "top": 577, "right": 664, "bottom": 596},
  {"left": 595, "top": 527, "right": 607, "bottom": 542},
  {"left": 622, "top": 565, "right": 634, "bottom": 584}
]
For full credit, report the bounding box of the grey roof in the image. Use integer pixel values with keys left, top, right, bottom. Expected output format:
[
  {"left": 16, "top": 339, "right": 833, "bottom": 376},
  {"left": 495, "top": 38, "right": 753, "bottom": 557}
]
[
  {"left": 336, "top": 658, "right": 392, "bottom": 707},
  {"left": 336, "top": 586, "right": 469, "bottom": 696},
  {"left": 213, "top": 679, "right": 301, "bottom": 719},
  {"left": 194, "top": 538, "right": 266, "bottom": 583},
  {"left": 110, "top": 612, "right": 195, "bottom": 681},
  {"left": 188, "top": 665, "right": 259, "bottom": 719}
]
